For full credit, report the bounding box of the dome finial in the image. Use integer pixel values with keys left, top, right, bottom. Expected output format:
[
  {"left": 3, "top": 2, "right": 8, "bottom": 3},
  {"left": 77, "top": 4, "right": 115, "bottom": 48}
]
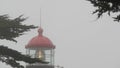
[{"left": 38, "top": 27, "right": 43, "bottom": 35}]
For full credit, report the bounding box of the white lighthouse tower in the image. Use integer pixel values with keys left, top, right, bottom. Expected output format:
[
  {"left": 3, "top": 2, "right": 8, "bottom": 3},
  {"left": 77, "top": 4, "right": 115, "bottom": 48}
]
[{"left": 25, "top": 27, "right": 55, "bottom": 68}]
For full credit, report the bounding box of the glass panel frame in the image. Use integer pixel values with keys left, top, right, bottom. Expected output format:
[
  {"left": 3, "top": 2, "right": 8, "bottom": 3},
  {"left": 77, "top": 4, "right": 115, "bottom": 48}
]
[{"left": 26, "top": 48, "right": 54, "bottom": 65}]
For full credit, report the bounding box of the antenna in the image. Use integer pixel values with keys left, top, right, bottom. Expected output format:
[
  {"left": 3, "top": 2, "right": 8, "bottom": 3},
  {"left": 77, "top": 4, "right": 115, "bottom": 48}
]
[{"left": 40, "top": 8, "right": 41, "bottom": 27}]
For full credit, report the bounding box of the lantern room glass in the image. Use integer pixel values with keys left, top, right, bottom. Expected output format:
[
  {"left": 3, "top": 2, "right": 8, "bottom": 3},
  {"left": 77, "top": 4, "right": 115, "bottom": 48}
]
[{"left": 26, "top": 48, "right": 54, "bottom": 65}]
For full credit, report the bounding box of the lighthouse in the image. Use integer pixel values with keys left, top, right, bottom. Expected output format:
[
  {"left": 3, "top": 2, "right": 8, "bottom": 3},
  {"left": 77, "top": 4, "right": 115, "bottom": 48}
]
[{"left": 25, "top": 27, "right": 55, "bottom": 68}]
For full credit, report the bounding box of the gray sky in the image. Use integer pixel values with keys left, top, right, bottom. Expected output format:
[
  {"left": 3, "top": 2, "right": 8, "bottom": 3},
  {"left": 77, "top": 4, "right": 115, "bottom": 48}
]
[{"left": 0, "top": 0, "right": 120, "bottom": 68}]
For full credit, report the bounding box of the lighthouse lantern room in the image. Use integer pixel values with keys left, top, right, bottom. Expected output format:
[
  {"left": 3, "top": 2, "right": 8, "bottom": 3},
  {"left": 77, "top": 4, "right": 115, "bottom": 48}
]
[{"left": 25, "top": 27, "right": 55, "bottom": 68}]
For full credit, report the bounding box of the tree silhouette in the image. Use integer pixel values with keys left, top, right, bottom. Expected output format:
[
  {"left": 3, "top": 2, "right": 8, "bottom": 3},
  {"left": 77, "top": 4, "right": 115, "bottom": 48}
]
[
  {"left": 0, "top": 14, "right": 47, "bottom": 68},
  {"left": 87, "top": 0, "right": 120, "bottom": 22}
]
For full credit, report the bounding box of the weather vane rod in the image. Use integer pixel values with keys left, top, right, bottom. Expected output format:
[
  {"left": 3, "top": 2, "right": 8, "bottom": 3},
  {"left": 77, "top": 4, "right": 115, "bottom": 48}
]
[{"left": 40, "top": 8, "right": 42, "bottom": 27}]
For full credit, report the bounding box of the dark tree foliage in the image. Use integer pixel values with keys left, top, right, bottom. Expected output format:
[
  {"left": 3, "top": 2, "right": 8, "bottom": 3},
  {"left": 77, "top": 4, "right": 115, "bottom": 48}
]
[
  {"left": 0, "top": 14, "right": 36, "bottom": 42},
  {"left": 87, "top": 0, "right": 120, "bottom": 22},
  {"left": 0, "top": 15, "right": 47, "bottom": 68},
  {"left": 0, "top": 46, "right": 47, "bottom": 68}
]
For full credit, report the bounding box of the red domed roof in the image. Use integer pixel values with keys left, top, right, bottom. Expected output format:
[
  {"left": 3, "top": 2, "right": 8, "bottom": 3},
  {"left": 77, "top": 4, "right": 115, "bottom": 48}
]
[{"left": 25, "top": 28, "right": 55, "bottom": 49}]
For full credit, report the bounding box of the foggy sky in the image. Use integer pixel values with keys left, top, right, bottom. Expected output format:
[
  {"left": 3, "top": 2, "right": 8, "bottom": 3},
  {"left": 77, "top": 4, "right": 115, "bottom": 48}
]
[{"left": 0, "top": 0, "right": 120, "bottom": 68}]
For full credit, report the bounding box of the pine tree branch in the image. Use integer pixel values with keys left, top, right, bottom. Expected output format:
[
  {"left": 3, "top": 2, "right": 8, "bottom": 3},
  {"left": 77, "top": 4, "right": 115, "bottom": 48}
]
[
  {"left": 0, "top": 45, "right": 48, "bottom": 68},
  {"left": 87, "top": 0, "right": 120, "bottom": 22}
]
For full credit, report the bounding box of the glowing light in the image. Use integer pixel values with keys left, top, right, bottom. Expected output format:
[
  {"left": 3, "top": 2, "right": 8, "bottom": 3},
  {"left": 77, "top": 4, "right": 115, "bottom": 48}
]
[{"left": 38, "top": 50, "right": 43, "bottom": 59}]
